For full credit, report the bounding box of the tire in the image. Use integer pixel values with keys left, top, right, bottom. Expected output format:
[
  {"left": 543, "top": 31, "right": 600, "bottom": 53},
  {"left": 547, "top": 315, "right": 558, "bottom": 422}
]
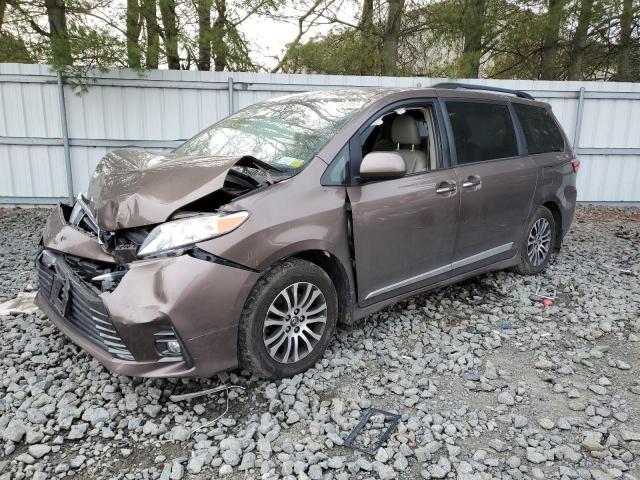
[
  {"left": 238, "top": 258, "right": 338, "bottom": 379},
  {"left": 512, "top": 206, "right": 556, "bottom": 275}
]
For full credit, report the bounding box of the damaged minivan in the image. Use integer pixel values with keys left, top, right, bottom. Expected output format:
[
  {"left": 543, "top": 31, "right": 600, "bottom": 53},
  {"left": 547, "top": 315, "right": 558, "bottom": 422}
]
[{"left": 36, "top": 84, "right": 578, "bottom": 379}]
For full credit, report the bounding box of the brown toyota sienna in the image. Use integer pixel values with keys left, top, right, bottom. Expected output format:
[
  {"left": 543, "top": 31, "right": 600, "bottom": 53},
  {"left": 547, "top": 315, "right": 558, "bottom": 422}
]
[{"left": 36, "top": 83, "right": 578, "bottom": 379}]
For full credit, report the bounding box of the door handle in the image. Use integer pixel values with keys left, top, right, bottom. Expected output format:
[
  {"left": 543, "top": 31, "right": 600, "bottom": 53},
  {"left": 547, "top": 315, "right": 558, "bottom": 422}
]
[
  {"left": 462, "top": 175, "right": 482, "bottom": 189},
  {"left": 436, "top": 181, "right": 457, "bottom": 195}
]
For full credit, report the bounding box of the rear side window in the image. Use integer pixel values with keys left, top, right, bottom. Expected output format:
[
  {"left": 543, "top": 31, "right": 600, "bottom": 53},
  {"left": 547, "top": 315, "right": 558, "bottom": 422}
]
[
  {"left": 446, "top": 101, "right": 518, "bottom": 164},
  {"left": 513, "top": 103, "right": 565, "bottom": 154}
]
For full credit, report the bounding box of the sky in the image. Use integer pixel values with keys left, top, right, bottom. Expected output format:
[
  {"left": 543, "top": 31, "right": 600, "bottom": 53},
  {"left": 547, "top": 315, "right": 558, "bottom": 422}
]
[{"left": 240, "top": 3, "right": 360, "bottom": 70}]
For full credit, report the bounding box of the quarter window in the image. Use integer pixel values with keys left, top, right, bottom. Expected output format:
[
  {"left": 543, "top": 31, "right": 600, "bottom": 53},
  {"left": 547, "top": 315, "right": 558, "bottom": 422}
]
[
  {"left": 446, "top": 101, "right": 518, "bottom": 164},
  {"left": 513, "top": 103, "right": 565, "bottom": 154}
]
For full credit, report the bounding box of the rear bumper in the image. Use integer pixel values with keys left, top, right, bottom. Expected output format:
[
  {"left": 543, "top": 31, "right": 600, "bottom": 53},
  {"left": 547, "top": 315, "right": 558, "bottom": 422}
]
[{"left": 37, "top": 205, "right": 259, "bottom": 378}]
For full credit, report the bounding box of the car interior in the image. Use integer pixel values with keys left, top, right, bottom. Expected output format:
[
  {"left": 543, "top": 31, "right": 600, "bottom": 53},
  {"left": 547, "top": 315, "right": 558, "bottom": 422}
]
[{"left": 361, "top": 106, "right": 438, "bottom": 174}]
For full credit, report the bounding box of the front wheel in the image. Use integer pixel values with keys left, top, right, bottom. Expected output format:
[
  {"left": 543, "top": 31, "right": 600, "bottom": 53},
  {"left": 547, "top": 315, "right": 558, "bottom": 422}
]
[
  {"left": 238, "top": 258, "right": 338, "bottom": 378},
  {"left": 512, "top": 206, "right": 556, "bottom": 275}
]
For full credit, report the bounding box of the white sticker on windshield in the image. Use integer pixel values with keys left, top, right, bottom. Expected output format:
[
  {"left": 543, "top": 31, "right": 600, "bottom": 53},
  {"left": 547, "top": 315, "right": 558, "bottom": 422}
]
[{"left": 276, "top": 157, "right": 304, "bottom": 168}]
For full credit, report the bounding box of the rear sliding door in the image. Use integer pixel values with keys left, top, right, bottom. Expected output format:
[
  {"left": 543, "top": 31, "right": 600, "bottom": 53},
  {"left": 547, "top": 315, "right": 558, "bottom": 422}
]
[{"left": 443, "top": 100, "right": 538, "bottom": 272}]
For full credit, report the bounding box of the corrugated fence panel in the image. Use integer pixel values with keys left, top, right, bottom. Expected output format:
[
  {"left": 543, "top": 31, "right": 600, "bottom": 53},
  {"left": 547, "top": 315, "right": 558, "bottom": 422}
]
[{"left": 1, "top": 63, "right": 639, "bottom": 203}]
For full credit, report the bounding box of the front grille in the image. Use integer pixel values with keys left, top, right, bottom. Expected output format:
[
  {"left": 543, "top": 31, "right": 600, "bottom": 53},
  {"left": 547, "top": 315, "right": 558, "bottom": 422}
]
[{"left": 37, "top": 252, "right": 134, "bottom": 361}]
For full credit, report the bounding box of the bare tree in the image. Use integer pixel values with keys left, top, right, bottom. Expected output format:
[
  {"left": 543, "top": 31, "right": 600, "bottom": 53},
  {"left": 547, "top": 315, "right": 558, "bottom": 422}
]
[
  {"left": 210, "top": 0, "right": 229, "bottom": 71},
  {"left": 126, "top": 0, "right": 142, "bottom": 68},
  {"left": 382, "top": 0, "right": 405, "bottom": 75},
  {"left": 271, "top": 0, "right": 327, "bottom": 73},
  {"left": 142, "top": 0, "right": 160, "bottom": 68},
  {"left": 617, "top": 0, "right": 633, "bottom": 80},
  {"left": 540, "top": 0, "right": 565, "bottom": 79},
  {"left": 197, "top": 0, "right": 212, "bottom": 70},
  {"left": 159, "top": 0, "right": 179, "bottom": 69},
  {"left": 567, "top": 0, "right": 594, "bottom": 80},
  {"left": 44, "top": 0, "right": 72, "bottom": 66}
]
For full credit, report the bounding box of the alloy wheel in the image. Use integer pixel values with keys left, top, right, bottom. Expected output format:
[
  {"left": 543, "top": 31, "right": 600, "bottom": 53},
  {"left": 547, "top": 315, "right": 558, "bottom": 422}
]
[
  {"left": 527, "top": 218, "right": 551, "bottom": 267},
  {"left": 262, "top": 282, "right": 328, "bottom": 364}
]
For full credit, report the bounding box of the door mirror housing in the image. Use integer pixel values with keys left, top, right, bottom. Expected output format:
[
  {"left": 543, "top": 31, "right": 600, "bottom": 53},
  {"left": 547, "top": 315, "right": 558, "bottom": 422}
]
[{"left": 359, "top": 152, "right": 406, "bottom": 180}]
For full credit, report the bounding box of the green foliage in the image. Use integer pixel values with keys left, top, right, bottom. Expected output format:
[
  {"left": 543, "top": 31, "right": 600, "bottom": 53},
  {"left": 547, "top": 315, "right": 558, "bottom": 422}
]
[
  {"left": 286, "top": 28, "right": 383, "bottom": 75},
  {"left": 0, "top": 0, "right": 637, "bottom": 81},
  {"left": 0, "top": 33, "right": 35, "bottom": 63}
]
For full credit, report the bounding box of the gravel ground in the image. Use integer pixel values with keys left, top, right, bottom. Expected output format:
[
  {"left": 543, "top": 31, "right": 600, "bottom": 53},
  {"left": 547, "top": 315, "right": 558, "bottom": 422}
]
[{"left": 0, "top": 205, "right": 639, "bottom": 480}]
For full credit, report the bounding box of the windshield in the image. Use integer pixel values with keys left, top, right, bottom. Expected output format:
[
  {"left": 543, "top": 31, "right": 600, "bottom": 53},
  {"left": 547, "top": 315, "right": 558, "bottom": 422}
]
[{"left": 176, "top": 89, "right": 385, "bottom": 171}]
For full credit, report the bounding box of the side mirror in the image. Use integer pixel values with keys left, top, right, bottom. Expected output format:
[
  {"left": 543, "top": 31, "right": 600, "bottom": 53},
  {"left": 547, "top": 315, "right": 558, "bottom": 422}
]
[{"left": 359, "top": 152, "right": 406, "bottom": 180}]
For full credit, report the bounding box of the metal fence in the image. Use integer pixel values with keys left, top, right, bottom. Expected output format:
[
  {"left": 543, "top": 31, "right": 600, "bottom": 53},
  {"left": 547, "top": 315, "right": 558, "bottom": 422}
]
[{"left": 1, "top": 63, "right": 639, "bottom": 204}]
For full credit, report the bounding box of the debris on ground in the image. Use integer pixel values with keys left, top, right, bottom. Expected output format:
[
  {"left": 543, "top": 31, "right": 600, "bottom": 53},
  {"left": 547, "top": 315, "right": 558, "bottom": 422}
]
[{"left": 0, "top": 291, "right": 38, "bottom": 316}]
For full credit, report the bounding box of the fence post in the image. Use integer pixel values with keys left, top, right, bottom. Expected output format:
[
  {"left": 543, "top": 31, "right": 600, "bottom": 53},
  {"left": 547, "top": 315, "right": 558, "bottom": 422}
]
[
  {"left": 573, "top": 86, "right": 586, "bottom": 151},
  {"left": 57, "top": 71, "right": 74, "bottom": 204},
  {"left": 227, "top": 77, "right": 234, "bottom": 115}
]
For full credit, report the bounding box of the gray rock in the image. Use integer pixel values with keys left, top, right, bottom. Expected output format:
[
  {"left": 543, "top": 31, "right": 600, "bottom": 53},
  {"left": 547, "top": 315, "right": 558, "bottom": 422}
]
[
  {"left": 67, "top": 423, "right": 89, "bottom": 440},
  {"left": 28, "top": 444, "right": 51, "bottom": 459},
  {"left": 3, "top": 420, "right": 26, "bottom": 443},
  {"left": 257, "top": 437, "right": 272, "bottom": 458},
  {"left": 429, "top": 457, "right": 451, "bottom": 479},
  {"left": 219, "top": 464, "right": 233, "bottom": 476},
  {"left": 616, "top": 360, "right": 631, "bottom": 370},
  {"left": 506, "top": 456, "right": 521, "bottom": 468},
  {"left": 70, "top": 455, "right": 86, "bottom": 469},
  {"left": 513, "top": 414, "right": 528, "bottom": 428},
  {"left": 538, "top": 418, "right": 555, "bottom": 430},
  {"left": 376, "top": 463, "right": 396, "bottom": 480},
  {"left": 169, "top": 460, "right": 184, "bottom": 480},
  {"left": 16, "top": 453, "right": 35, "bottom": 465},
  {"left": 308, "top": 464, "right": 323, "bottom": 480},
  {"left": 581, "top": 433, "right": 604, "bottom": 451},
  {"left": 526, "top": 448, "right": 547, "bottom": 464},
  {"left": 187, "top": 455, "right": 205, "bottom": 474},
  {"left": 489, "top": 438, "right": 508, "bottom": 452},
  {"left": 498, "top": 391, "right": 515, "bottom": 406},
  {"left": 557, "top": 417, "right": 572, "bottom": 430},
  {"left": 27, "top": 408, "right": 47, "bottom": 425},
  {"left": 238, "top": 452, "right": 256, "bottom": 471},
  {"left": 171, "top": 426, "right": 191, "bottom": 442},
  {"left": 621, "top": 430, "right": 640, "bottom": 442},
  {"left": 222, "top": 449, "right": 240, "bottom": 467},
  {"left": 82, "top": 407, "right": 109, "bottom": 426},
  {"left": 589, "top": 384, "right": 607, "bottom": 395},
  {"left": 375, "top": 448, "right": 389, "bottom": 463}
]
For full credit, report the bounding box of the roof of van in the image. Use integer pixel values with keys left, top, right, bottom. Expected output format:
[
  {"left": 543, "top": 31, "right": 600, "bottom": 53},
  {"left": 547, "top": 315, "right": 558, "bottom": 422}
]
[{"left": 269, "top": 86, "right": 548, "bottom": 109}]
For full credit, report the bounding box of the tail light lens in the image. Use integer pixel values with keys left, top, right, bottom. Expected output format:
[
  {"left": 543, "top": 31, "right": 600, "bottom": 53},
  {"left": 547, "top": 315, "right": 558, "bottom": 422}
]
[{"left": 571, "top": 159, "right": 580, "bottom": 174}]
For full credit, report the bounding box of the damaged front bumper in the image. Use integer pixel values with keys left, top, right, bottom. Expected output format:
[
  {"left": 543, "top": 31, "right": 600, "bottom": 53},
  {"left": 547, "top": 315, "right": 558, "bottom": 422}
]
[{"left": 36, "top": 205, "right": 259, "bottom": 378}]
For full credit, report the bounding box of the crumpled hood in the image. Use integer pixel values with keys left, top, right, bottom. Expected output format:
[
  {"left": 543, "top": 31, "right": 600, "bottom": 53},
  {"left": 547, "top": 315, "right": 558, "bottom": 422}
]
[{"left": 86, "top": 149, "right": 242, "bottom": 231}]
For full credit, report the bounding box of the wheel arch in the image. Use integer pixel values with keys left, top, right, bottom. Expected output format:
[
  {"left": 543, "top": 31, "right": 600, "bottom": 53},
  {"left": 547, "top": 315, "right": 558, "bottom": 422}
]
[
  {"left": 541, "top": 200, "right": 563, "bottom": 250},
  {"left": 288, "top": 249, "right": 355, "bottom": 327},
  {"left": 254, "top": 247, "right": 356, "bottom": 327}
]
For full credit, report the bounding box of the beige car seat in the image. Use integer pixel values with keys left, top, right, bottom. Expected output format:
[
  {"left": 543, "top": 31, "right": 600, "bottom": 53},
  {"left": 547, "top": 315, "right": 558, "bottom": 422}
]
[{"left": 391, "top": 115, "right": 428, "bottom": 173}]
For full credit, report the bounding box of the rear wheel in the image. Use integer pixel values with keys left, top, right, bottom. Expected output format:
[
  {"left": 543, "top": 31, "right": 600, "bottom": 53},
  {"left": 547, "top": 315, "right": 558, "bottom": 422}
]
[
  {"left": 238, "top": 258, "right": 338, "bottom": 378},
  {"left": 513, "top": 206, "right": 556, "bottom": 275}
]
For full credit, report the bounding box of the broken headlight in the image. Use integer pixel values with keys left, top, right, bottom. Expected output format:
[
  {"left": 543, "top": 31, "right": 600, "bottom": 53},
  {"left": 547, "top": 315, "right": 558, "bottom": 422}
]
[{"left": 137, "top": 211, "right": 249, "bottom": 258}]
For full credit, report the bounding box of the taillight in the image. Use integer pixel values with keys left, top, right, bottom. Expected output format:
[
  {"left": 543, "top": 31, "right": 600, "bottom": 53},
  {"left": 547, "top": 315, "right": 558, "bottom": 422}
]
[{"left": 571, "top": 159, "right": 580, "bottom": 174}]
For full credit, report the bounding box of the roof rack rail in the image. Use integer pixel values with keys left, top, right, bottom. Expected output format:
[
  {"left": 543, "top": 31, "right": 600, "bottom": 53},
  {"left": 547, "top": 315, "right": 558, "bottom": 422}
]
[{"left": 433, "top": 82, "right": 534, "bottom": 100}]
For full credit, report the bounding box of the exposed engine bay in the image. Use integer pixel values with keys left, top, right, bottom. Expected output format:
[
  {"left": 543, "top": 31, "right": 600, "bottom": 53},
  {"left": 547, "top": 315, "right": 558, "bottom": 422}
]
[{"left": 60, "top": 153, "right": 289, "bottom": 295}]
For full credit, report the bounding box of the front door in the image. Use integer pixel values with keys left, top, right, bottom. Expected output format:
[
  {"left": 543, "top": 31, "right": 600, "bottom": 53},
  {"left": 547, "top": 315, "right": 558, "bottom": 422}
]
[
  {"left": 348, "top": 171, "right": 460, "bottom": 305},
  {"left": 346, "top": 101, "right": 460, "bottom": 306},
  {"left": 444, "top": 100, "right": 538, "bottom": 271}
]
